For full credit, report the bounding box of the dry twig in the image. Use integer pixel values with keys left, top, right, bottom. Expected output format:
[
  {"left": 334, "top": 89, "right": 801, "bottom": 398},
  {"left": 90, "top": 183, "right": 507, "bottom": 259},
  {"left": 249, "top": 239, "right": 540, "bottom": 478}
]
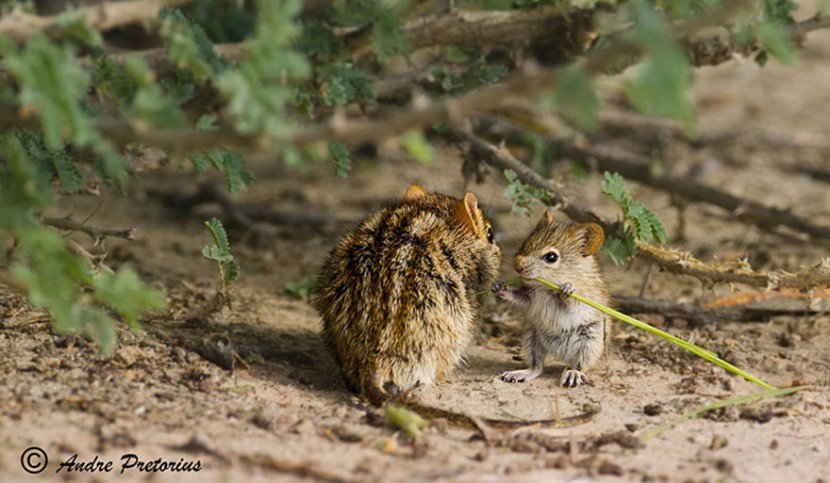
[
  {"left": 1, "top": 0, "right": 752, "bottom": 155},
  {"left": 478, "top": 117, "right": 830, "bottom": 242},
  {"left": 0, "top": 0, "right": 197, "bottom": 43},
  {"left": 452, "top": 128, "right": 830, "bottom": 292},
  {"left": 42, "top": 215, "right": 135, "bottom": 245},
  {"left": 613, "top": 295, "right": 827, "bottom": 324}
]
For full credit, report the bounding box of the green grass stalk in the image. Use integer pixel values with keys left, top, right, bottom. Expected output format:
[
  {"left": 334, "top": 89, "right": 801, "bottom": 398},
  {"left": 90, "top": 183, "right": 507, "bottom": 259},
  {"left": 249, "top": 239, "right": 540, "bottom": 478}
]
[
  {"left": 641, "top": 385, "right": 809, "bottom": 440},
  {"left": 535, "top": 277, "right": 776, "bottom": 390}
]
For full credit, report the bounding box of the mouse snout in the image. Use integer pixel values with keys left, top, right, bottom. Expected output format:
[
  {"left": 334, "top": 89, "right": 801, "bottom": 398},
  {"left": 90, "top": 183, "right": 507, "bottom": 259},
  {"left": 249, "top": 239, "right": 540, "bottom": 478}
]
[{"left": 514, "top": 255, "right": 527, "bottom": 274}]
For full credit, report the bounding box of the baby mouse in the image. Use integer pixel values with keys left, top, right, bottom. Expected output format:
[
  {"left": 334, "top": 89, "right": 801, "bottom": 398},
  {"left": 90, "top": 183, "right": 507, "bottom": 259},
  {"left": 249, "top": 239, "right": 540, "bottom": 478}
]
[{"left": 494, "top": 209, "right": 609, "bottom": 388}]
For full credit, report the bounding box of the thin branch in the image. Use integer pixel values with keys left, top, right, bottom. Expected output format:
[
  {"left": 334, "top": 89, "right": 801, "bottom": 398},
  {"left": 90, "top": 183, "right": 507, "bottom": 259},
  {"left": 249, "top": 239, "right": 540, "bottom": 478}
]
[
  {"left": 1, "top": 0, "right": 751, "bottom": 155},
  {"left": 42, "top": 215, "right": 135, "bottom": 245},
  {"left": 147, "top": 181, "right": 276, "bottom": 247},
  {"left": 147, "top": 182, "right": 349, "bottom": 239},
  {"left": 65, "top": 239, "right": 114, "bottom": 275},
  {"left": 0, "top": 0, "right": 197, "bottom": 44},
  {"left": 613, "top": 295, "right": 828, "bottom": 324},
  {"left": 352, "top": 5, "right": 596, "bottom": 61},
  {"left": 478, "top": 116, "right": 830, "bottom": 242},
  {"left": 452, "top": 128, "right": 830, "bottom": 292},
  {"left": 448, "top": 126, "right": 612, "bottom": 231},
  {"left": 686, "top": 12, "right": 830, "bottom": 67},
  {"left": 635, "top": 243, "right": 830, "bottom": 291}
]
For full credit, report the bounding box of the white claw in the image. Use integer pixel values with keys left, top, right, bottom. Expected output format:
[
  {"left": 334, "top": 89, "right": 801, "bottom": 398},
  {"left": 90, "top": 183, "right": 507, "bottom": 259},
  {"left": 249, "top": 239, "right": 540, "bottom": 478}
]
[
  {"left": 561, "top": 369, "right": 587, "bottom": 388},
  {"left": 501, "top": 369, "right": 538, "bottom": 384}
]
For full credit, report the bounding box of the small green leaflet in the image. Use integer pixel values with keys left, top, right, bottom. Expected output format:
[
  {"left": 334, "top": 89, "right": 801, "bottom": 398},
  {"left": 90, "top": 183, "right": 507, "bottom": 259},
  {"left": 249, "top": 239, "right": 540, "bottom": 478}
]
[
  {"left": 503, "top": 169, "right": 552, "bottom": 216},
  {"left": 202, "top": 217, "right": 240, "bottom": 286},
  {"left": 625, "top": 4, "right": 695, "bottom": 133},
  {"left": 554, "top": 65, "right": 601, "bottom": 131},
  {"left": 328, "top": 141, "right": 351, "bottom": 177},
  {"left": 285, "top": 277, "right": 314, "bottom": 301},
  {"left": 400, "top": 130, "right": 434, "bottom": 164},
  {"left": 189, "top": 149, "right": 252, "bottom": 195},
  {"left": 600, "top": 172, "right": 667, "bottom": 264},
  {"left": 93, "top": 267, "right": 167, "bottom": 331}
]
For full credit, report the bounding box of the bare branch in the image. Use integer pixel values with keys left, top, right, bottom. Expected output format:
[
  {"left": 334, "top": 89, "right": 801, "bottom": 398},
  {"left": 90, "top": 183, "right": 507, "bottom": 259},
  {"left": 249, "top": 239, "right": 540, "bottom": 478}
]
[
  {"left": 452, "top": 127, "right": 830, "bottom": 292},
  {"left": 0, "top": 0, "right": 197, "bottom": 44},
  {"left": 351, "top": 6, "right": 596, "bottom": 61},
  {"left": 613, "top": 295, "right": 828, "bottom": 324},
  {"left": 42, "top": 215, "right": 135, "bottom": 245},
  {"left": 448, "top": 127, "right": 611, "bottom": 230},
  {"left": 635, "top": 243, "right": 830, "bottom": 291},
  {"left": 478, "top": 116, "right": 830, "bottom": 242},
  {"left": 1, "top": 0, "right": 750, "bottom": 155},
  {"left": 65, "top": 239, "right": 114, "bottom": 274},
  {"left": 686, "top": 12, "right": 830, "bottom": 67}
]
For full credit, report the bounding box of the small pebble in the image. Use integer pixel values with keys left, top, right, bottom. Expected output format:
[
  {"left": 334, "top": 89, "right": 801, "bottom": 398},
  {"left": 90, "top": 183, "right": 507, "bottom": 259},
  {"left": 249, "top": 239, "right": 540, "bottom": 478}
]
[
  {"left": 598, "top": 460, "right": 624, "bottom": 476},
  {"left": 710, "top": 434, "right": 728, "bottom": 451},
  {"left": 644, "top": 404, "right": 663, "bottom": 416}
]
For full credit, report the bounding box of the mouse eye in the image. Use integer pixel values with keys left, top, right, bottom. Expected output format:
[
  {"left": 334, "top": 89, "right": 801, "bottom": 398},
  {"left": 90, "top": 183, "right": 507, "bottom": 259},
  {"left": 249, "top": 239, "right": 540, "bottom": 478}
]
[
  {"left": 542, "top": 251, "right": 559, "bottom": 264},
  {"left": 486, "top": 226, "right": 495, "bottom": 244}
]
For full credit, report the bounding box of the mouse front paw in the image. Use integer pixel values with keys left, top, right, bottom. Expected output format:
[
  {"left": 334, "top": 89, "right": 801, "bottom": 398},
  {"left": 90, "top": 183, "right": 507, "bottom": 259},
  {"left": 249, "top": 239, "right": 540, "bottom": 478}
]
[
  {"left": 501, "top": 369, "right": 540, "bottom": 383},
  {"left": 561, "top": 369, "right": 588, "bottom": 388},
  {"left": 492, "top": 280, "right": 509, "bottom": 299},
  {"left": 558, "top": 282, "right": 575, "bottom": 304}
]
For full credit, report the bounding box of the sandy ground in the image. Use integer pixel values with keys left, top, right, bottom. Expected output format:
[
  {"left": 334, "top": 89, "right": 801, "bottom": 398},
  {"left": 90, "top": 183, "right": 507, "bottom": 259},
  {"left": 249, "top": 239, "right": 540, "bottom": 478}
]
[{"left": 2, "top": 24, "right": 830, "bottom": 483}]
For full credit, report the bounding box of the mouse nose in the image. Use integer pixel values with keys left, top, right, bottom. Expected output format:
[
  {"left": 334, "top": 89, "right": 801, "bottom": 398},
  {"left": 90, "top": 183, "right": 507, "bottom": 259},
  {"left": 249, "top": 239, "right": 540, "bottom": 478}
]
[{"left": 514, "top": 255, "right": 526, "bottom": 273}]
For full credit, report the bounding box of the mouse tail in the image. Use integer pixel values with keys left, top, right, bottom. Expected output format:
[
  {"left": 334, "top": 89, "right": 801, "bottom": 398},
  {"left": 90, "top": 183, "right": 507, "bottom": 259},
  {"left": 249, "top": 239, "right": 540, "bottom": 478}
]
[
  {"left": 398, "top": 399, "right": 600, "bottom": 431},
  {"left": 362, "top": 368, "right": 404, "bottom": 406}
]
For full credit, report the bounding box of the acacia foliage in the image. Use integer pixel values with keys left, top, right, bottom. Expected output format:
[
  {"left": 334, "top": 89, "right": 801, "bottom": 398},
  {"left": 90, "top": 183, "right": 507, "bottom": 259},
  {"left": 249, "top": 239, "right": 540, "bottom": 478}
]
[{"left": 0, "top": 0, "right": 804, "bottom": 350}]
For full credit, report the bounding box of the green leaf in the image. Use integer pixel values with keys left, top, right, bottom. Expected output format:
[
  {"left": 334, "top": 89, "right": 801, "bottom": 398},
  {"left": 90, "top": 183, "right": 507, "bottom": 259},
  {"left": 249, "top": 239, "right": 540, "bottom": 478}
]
[
  {"left": 599, "top": 171, "right": 629, "bottom": 205},
  {"left": 159, "top": 7, "right": 226, "bottom": 81},
  {"left": 15, "top": 130, "right": 86, "bottom": 193},
  {"left": 91, "top": 49, "right": 138, "bottom": 104},
  {"left": 369, "top": 1, "right": 411, "bottom": 61},
  {"left": 221, "top": 150, "right": 253, "bottom": 196},
  {"left": 554, "top": 66, "right": 602, "bottom": 131},
  {"left": 503, "top": 169, "right": 551, "bottom": 216},
  {"left": 328, "top": 141, "right": 351, "bottom": 177},
  {"left": 3, "top": 35, "right": 93, "bottom": 149},
  {"left": 285, "top": 277, "right": 314, "bottom": 301},
  {"left": 196, "top": 114, "right": 218, "bottom": 131},
  {"left": 602, "top": 236, "right": 632, "bottom": 266},
  {"left": 762, "top": 0, "right": 798, "bottom": 25},
  {"left": 217, "top": 0, "right": 310, "bottom": 141},
  {"left": 93, "top": 267, "right": 166, "bottom": 331},
  {"left": 319, "top": 62, "right": 376, "bottom": 106},
  {"left": 226, "top": 260, "right": 240, "bottom": 284},
  {"left": 190, "top": 152, "right": 211, "bottom": 173},
  {"left": 642, "top": 207, "right": 668, "bottom": 244},
  {"left": 400, "top": 130, "right": 434, "bottom": 164},
  {"left": 123, "top": 57, "right": 188, "bottom": 129},
  {"left": 625, "top": 5, "right": 695, "bottom": 131},
  {"left": 755, "top": 21, "right": 796, "bottom": 65},
  {"left": 600, "top": 171, "right": 667, "bottom": 262},
  {"left": 54, "top": 11, "right": 103, "bottom": 46},
  {"left": 202, "top": 217, "right": 240, "bottom": 287},
  {"left": 205, "top": 217, "right": 231, "bottom": 255},
  {"left": 82, "top": 307, "right": 117, "bottom": 356},
  {"left": 297, "top": 21, "right": 345, "bottom": 61}
]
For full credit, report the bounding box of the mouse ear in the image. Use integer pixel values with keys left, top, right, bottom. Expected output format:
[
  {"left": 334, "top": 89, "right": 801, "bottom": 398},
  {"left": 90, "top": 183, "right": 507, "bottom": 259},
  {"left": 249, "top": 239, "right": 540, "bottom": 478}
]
[
  {"left": 402, "top": 184, "right": 427, "bottom": 201},
  {"left": 455, "top": 192, "right": 483, "bottom": 237},
  {"left": 543, "top": 209, "right": 555, "bottom": 225},
  {"left": 571, "top": 223, "right": 604, "bottom": 257}
]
